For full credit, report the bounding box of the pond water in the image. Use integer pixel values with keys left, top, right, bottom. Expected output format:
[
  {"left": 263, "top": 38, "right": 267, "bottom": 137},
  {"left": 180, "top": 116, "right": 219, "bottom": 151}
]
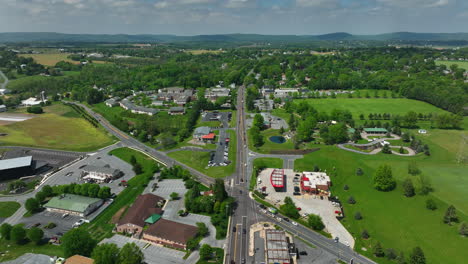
[{"left": 269, "top": 136, "right": 286, "bottom": 144}]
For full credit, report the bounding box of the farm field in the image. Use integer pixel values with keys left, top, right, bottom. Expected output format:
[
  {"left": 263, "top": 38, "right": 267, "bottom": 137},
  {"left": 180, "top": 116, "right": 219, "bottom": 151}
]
[
  {"left": 185, "top": 49, "right": 223, "bottom": 55},
  {"left": 19, "top": 53, "right": 78, "bottom": 66},
  {"left": 435, "top": 60, "right": 468, "bottom": 70},
  {"left": 293, "top": 98, "right": 450, "bottom": 117},
  {"left": 0, "top": 104, "right": 115, "bottom": 151},
  {"left": 294, "top": 126, "right": 468, "bottom": 264}
]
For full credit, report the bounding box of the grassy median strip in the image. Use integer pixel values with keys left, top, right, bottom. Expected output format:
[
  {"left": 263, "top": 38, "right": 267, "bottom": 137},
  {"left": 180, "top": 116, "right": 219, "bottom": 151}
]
[{"left": 0, "top": 201, "right": 21, "bottom": 218}]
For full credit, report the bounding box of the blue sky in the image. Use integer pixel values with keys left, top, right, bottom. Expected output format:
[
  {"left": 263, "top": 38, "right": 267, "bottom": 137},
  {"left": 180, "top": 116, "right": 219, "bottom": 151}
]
[{"left": 1, "top": 0, "right": 467, "bottom": 35}]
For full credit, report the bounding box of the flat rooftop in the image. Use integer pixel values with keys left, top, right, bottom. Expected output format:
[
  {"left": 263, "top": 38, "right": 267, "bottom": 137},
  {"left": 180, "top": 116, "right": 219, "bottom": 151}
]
[
  {"left": 265, "top": 229, "right": 291, "bottom": 264},
  {"left": 0, "top": 156, "right": 33, "bottom": 170}
]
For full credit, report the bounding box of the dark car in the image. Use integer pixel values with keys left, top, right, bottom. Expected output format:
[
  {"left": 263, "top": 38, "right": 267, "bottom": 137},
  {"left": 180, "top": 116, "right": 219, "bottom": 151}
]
[
  {"left": 233, "top": 227, "right": 237, "bottom": 232},
  {"left": 299, "top": 251, "right": 308, "bottom": 255},
  {"left": 294, "top": 186, "right": 300, "bottom": 192},
  {"left": 293, "top": 192, "right": 301, "bottom": 196},
  {"left": 32, "top": 223, "right": 41, "bottom": 227},
  {"left": 243, "top": 229, "right": 246, "bottom": 234},
  {"left": 283, "top": 217, "right": 290, "bottom": 222},
  {"left": 259, "top": 204, "right": 266, "bottom": 209}
]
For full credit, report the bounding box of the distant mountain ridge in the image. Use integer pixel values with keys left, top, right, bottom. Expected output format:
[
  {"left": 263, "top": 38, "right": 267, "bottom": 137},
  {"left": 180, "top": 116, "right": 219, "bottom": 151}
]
[{"left": 1, "top": 31, "right": 468, "bottom": 43}]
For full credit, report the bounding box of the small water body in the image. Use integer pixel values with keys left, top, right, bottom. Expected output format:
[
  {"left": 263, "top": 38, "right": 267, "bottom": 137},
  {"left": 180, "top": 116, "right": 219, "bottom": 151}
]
[{"left": 269, "top": 136, "right": 286, "bottom": 144}]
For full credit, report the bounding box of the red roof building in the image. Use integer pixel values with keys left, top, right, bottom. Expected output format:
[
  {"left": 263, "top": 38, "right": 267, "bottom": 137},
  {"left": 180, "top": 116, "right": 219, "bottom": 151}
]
[
  {"left": 300, "top": 172, "right": 331, "bottom": 196},
  {"left": 201, "top": 133, "right": 216, "bottom": 141},
  {"left": 270, "top": 169, "right": 285, "bottom": 191}
]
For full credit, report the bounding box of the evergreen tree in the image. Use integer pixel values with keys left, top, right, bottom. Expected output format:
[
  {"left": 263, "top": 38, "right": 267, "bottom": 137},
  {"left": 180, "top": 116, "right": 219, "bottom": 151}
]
[
  {"left": 459, "top": 222, "right": 468, "bottom": 237},
  {"left": 402, "top": 178, "right": 415, "bottom": 197},
  {"left": 354, "top": 211, "right": 362, "bottom": 220},
  {"left": 361, "top": 229, "right": 369, "bottom": 239},
  {"left": 373, "top": 242, "right": 384, "bottom": 257},
  {"left": 443, "top": 205, "right": 458, "bottom": 225},
  {"left": 409, "top": 247, "right": 426, "bottom": 264},
  {"left": 425, "top": 199, "right": 437, "bottom": 210}
]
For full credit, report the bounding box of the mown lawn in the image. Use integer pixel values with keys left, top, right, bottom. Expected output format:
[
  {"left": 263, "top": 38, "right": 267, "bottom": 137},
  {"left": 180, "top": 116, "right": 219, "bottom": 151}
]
[
  {"left": 248, "top": 128, "right": 295, "bottom": 154},
  {"left": 0, "top": 104, "right": 115, "bottom": 151},
  {"left": 0, "top": 240, "right": 64, "bottom": 262},
  {"left": 167, "top": 130, "right": 237, "bottom": 178},
  {"left": 294, "top": 127, "right": 468, "bottom": 264},
  {"left": 253, "top": 157, "right": 284, "bottom": 169},
  {"left": 292, "top": 98, "right": 450, "bottom": 117},
  {"left": 435, "top": 60, "right": 468, "bottom": 70},
  {"left": 0, "top": 201, "right": 21, "bottom": 217},
  {"left": 85, "top": 147, "right": 160, "bottom": 241}
]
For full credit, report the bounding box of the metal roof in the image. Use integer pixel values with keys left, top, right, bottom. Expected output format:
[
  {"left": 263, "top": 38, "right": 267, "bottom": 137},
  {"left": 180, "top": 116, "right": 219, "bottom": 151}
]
[
  {"left": 194, "top": 126, "right": 211, "bottom": 136},
  {"left": 145, "top": 214, "right": 161, "bottom": 224},
  {"left": 82, "top": 165, "right": 120, "bottom": 176},
  {"left": 363, "top": 127, "right": 388, "bottom": 132},
  {"left": 45, "top": 194, "right": 102, "bottom": 213},
  {"left": 270, "top": 169, "right": 285, "bottom": 188},
  {"left": 0, "top": 156, "right": 33, "bottom": 170}
]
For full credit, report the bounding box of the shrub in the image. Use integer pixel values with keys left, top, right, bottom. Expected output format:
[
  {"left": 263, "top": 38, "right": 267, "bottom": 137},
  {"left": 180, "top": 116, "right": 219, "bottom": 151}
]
[
  {"left": 307, "top": 214, "right": 325, "bottom": 231},
  {"left": 348, "top": 196, "right": 356, "bottom": 204},
  {"left": 361, "top": 229, "right": 370, "bottom": 239},
  {"left": 354, "top": 212, "right": 362, "bottom": 220},
  {"left": 425, "top": 199, "right": 437, "bottom": 210}
]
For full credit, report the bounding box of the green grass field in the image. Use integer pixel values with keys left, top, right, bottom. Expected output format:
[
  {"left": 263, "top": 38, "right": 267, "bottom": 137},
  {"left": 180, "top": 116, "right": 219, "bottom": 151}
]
[
  {"left": 0, "top": 201, "right": 21, "bottom": 217},
  {"left": 294, "top": 127, "right": 468, "bottom": 264},
  {"left": 293, "top": 98, "right": 450, "bottom": 117},
  {"left": 253, "top": 157, "right": 284, "bottom": 169},
  {"left": 435, "top": 60, "right": 468, "bottom": 70},
  {"left": 0, "top": 104, "right": 115, "bottom": 151},
  {"left": 85, "top": 147, "right": 160, "bottom": 241},
  {"left": 0, "top": 240, "right": 64, "bottom": 262},
  {"left": 248, "top": 129, "right": 295, "bottom": 153},
  {"left": 168, "top": 130, "right": 237, "bottom": 178}
]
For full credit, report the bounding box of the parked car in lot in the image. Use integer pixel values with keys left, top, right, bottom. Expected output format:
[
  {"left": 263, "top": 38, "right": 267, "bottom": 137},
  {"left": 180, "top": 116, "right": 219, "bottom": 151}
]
[
  {"left": 299, "top": 251, "right": 308, "bottom": 256},
  {"left": 294, "top": 186, "right": 300, "bottom": 192},
  {"left": 296, "top": 207, "right": 302, "bottom": 211},
  {"left": 233, "top": 227, "right": 236, "bottom": 232},
  {"left": 62, "top": 213, "right": 69, "bottom": 218}
]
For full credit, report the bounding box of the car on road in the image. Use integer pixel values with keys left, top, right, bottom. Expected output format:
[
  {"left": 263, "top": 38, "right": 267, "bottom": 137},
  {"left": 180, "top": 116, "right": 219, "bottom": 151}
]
[
  {"left": 276, "top": 217, "right": 282, "bottom": 222},
  {"left": 291, "top": 221, "right": 298, "bottom": 226},
  {"left": 243, "top": 229, "right": 246, "bottom": 234},
  {"left": 32, "top": 223, "right": 41, "bottom": 227},
  {"left": 65, "top": 172, "right": 73, "bottom": 177},
  {"left": 283, "top": 217, "right": 290, "bottom": 222},
  {"left": 232, "top": 227, "right": 236, "bottom": 232},
  {"left": 334, "top": 237, "right": 339, "bottom": 243}
]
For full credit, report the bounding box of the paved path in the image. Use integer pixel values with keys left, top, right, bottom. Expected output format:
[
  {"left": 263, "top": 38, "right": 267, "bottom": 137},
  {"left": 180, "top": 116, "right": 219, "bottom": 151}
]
[
  {"left": 338, "top": 133, "right": 416, "bottom": 156},
  {"left": 0, "top": 70, "right": 8, "bottom": 90}
]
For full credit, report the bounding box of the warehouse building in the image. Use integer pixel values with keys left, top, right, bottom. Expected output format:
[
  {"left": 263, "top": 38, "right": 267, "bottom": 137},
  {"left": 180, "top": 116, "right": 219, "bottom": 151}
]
[
  {"left": 0, "top": 156, "right": 48, "bottom": 181},
  {"left": 45, "top": 194, "right": 103, "bottom": 217}
]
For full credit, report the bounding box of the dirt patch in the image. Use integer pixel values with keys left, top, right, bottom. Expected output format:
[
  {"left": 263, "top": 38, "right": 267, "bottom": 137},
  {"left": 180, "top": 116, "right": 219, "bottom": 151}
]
[{"left": 111, "top": 205, "right": 128, "bottom": 224}]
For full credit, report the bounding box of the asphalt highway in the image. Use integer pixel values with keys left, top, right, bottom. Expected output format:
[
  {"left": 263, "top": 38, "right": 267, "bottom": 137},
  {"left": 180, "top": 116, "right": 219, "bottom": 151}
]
[{"left": 74, "top": 100, "right": 376, "bottom": 264}]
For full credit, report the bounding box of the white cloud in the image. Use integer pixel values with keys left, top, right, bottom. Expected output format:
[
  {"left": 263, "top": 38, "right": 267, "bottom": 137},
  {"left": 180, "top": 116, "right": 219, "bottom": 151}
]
[
  {"left": 427, "top": 0, "right": 449, "bottom": 7},
  {"left": 296, "top": 0, "right": 338, "bottom": 8}
]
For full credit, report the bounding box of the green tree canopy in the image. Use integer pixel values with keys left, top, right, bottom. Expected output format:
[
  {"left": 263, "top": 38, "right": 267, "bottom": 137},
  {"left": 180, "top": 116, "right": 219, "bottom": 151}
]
[
  {"left": 373, "top": 164, "right": 396, "bottom": 191},
  {"left": 92, "top": 243, "right": 120, "bottom": 264},
  {"left": 62, "top": 228, "right": 97, "bottom": 257},
  {"left": 118, "top": 243, "right": 144, "bottom": 264},
  {"left": 27, "top": 227, "right": 44, "bottom": 245}
]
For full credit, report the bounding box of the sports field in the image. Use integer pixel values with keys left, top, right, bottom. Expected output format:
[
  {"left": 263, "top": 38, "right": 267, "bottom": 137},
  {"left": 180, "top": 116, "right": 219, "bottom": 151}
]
[
  {"left": 294, "top": 98, "right": 450, "bottom": 117},
  {"left": 435, "top": 60, "right": 468, "bottom": 70},
  {"left": 0, "top": 104, "right": 115, "bottom": 151},
  {"left": 294, "top": 127, "right": 468, "bottom": 264}
]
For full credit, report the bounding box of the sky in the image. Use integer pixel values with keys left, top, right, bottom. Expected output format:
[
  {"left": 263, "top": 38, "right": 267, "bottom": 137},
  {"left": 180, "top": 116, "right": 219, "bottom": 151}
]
[{"left": 1, "top": 0, "right": 467, "bottom": 35}]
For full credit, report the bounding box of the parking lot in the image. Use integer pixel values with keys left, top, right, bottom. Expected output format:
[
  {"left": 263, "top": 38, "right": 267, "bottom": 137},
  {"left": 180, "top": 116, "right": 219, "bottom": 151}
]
[
  {"left": 201, "top": 111, "right": 231, "bottom": 128},
  {"left": 256, "top": 168, "right": 354, "bottom": 247},
  {"left": 100, "top": 234, "right": 193, "bottom": 264},
  {"left": 20, "top": 199, "right": 114, "bottom": 239},
  {"left": 42, "top": 145, "right": 134, "bottom": 195},
  {"left": 202, "top": 111, "right": 232, "bottom": 168},
  {"left": 145, "top": 179, "right": 224, "bottom": 248}
]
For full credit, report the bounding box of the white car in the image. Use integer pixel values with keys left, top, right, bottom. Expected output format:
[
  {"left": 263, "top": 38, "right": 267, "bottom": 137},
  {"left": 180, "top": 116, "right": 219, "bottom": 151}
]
[
  {"left": 291, "top": 221, "right": 298, "bottom": 226},
  {"left": 276, "top": 217, "right": 282, "bottom": 222}
]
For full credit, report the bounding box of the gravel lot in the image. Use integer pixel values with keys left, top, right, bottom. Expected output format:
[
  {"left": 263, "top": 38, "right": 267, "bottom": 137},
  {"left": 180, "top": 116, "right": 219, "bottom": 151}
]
[{"left": 257, "top": 168, "right": 355, "bottom": 247}]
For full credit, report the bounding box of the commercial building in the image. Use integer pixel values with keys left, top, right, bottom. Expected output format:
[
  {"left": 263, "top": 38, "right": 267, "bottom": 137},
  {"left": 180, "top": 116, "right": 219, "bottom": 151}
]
[
  {"left": 193, "top": 126, "right": 211, "bottom": 140},
  {"left": 105, "top": 98, "right": 119, "bottom": 107},
  {"left": 363, "top": 127, "right": 388, "bottom": 135},
  {"left": 0, "top": 156, "right": 47, "bottom": 181},
  {"left": 81, "top": 165, "right": 122, "bottom": 183},
  {"left": 300, "top": 171, "right": 331, "bottom": 196},
  {"left": 116, "top": 193, "right": 165, "bottom": 236},
  {"left": 273, "top": 88, "right": 301, "bottom": 98},
  {"left": 44, "top": 194, "right": 103, "bottom": 217},
  {"left": 270, "top": 169, "right": 285, "bottom": 192},
  {"left": 204, "top": 87, "right": 230, "bottom": 102},
  {"left": 21, "top": 97, "right": 46, "bottom": 106},
  {"left": 142, "top": 218, "right": 198, "bottom": 250},
  {"left": 265, "top": 229, "right": 291, "bottom": 264},
  {"left": 120, "top": 99, "right": 159, "bottom": 116}
]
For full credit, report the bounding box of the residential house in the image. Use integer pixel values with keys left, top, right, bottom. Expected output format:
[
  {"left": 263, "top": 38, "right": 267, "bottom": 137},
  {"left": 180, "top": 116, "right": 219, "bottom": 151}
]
[
  {"left": 168, "top": 107, "right": 185, "bottom": 115},
  {"left": 120, "top": 99, "right": 158, "bottom": 116},
  {"left": 0, "top": 105, "right": 6, "bottom": 112},
  {"left": 105, "top": 98, "right": 119, "bottom": 107}
]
